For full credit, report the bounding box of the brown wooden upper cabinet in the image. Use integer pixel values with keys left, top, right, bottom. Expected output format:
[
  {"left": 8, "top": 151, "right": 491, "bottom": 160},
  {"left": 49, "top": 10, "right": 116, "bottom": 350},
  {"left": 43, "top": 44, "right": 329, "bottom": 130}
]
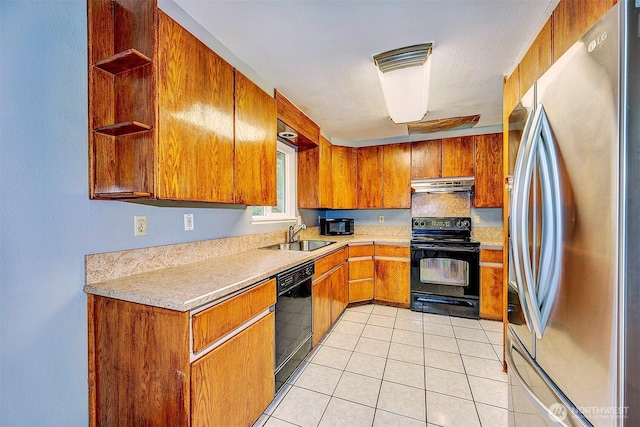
[
  {"left": 442, "top": 136, "right": 475, "bottom": 177},
  {"left": 357, "top": 146, "right": 383, "bottom": 208},
  {"left": 411, "top": 139, "right": 442, "bottom": 179},
  {"left": 331, "top": 145, "right": 358, "bottom": 209},
  {"left": 298, "top": 136, "right": 333, "bottom": 209},
  {"left": 234, "top": 70, "right": 277, "bottom": 206},
  {"left": 88, "top": 1, "right": 276, "bottom": 204},
  {"left": 474, "top": 133, "right": 503, "bottom": 208},
  {"left": 275, "top": 90, "right": 320, "bottom": 147},
  {"left": 382, "top": 143, "right": 411, "bottom": 208}
]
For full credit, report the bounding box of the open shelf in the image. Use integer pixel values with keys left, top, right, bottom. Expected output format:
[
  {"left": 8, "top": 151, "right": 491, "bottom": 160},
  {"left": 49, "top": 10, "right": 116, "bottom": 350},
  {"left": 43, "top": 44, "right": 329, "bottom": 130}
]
[
  {"left": 94, "top": 191, "right": 152, "bottom": 199},
  {"left": 95, "top": 49, "right": 151, "bottom": 75},
  {"left": 94, "top": 121, "right": 152, "bottom": 136}
]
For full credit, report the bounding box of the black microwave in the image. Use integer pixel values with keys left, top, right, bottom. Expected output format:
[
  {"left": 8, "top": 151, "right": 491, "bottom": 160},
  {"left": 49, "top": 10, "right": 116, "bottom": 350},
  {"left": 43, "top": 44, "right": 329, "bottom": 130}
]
[{"left": 320, "top": 218, "right": 354, "bottom": 235}]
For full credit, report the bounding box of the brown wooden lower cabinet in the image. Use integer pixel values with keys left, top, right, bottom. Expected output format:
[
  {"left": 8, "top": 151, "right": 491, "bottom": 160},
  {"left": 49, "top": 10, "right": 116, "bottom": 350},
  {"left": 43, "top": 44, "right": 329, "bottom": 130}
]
[
  {"left": 313, "top": 249, "right": 348, "bottom": 346},
  {"left": 88, "top": 278, "right": 276, "bottom": 427},
  {"left": 374, "top": 244, "right": 411, "bottom": 307},
  {"left": 348, "top": 243, "right": 375, "bottom": 303},
  {"left": 479, "top": 248, "right": 504, "bottom": 320}
]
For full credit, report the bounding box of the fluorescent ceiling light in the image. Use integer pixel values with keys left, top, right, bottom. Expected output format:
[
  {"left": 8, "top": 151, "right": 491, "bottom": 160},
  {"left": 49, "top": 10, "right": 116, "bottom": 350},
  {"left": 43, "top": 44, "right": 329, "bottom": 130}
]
[{"left": 373, "top": 43, "right": 433, "bottom": 124}]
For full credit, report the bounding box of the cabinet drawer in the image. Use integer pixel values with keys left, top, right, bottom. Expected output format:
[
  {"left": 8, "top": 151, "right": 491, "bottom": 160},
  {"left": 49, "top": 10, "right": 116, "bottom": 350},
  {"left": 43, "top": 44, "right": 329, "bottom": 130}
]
[
  {"left": 192, "top": 278, "right": 276, "bottom": 354},
  {"left": 314, "top": 247, "right": 348, "bottom": 280},
  {"left": 349, "top": 258, "right": 374, "bottom": 280},
  {"left": 349, "top": 279, "right": 374, "bottom": 303},
  {"left": 480, "top": 248, "right": 503, "bottom": 264},
  {"left": 349, "top": 243, "right": 374, "bottom": 258},
  {"left": 375, "top": 244, "right": 410, "bottom": 258}
]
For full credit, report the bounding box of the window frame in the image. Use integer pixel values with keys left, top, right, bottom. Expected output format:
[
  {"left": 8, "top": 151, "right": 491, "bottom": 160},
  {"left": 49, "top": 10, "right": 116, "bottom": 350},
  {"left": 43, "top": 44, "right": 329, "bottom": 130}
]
[{"left": 251, "top": 140, "right": 298, "bottom": 224}]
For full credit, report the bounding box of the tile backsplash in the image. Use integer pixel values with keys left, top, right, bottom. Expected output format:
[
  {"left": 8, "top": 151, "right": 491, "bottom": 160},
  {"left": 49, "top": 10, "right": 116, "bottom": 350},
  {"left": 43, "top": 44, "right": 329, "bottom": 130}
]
[{"left": 411, "top": 193, "right": 471, "bottom": 217}]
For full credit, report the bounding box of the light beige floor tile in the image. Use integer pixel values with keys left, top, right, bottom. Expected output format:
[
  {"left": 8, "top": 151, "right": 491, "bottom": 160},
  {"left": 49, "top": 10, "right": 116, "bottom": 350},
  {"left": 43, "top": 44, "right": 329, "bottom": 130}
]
[
  {"left": 493, "top": 345, "right": 504, "bottom": 363},
  {"left": 354, "top": 336, "right": 391, "bottom": 358},
  {"left": 426, "top": 391, "right": 480, "bottom": 427},
  {"left": 453, "top": 326, "right": 489, "bottom": 343},
  {"left": 457, "top": 339, "right": 498, "bottom": 360},
  {"left": 394, "top": 317, "right": 424, "bottom": 333},
  {"left": 318, "top": 397, "right": 375, "bottom": 427},
  {"left": 450, "top": 317, "right": 483, "bottom": 329},
  {"left": 263, "top": 416, "right": 298, "bottom": 427},
  {"left": 383, "top": 359, "right": 425, "bottom": 389},
  {"left": 377, "top": 381, "right": 426, "bottom": 421},
  {"left": 476, "top": 402, "right": 509, "bottom": 427},
  {"left": 323, "top": 331, "right": 360, "bottom": 351},
  {"left": 333, "top": 371, "right": 382, "bottom": 407},
  {"left": 388, "top": 342, "right": 424, "bottom": 365},
  {"left": 346, "top": 352, "right": 387, "bottom": 379},
  {"left": 362, "top": 324, "right": 394, "bottom": 341},
  {"left": 341, "top": 310, "right": 371, "bottom": 324},
  {"left": 425, "top": 366, "right": 473, "bottom": 400},
  {"left": 332, "top": 319, "right": 366, "bottom": 336},
  {"left": 294, "top": 363, "right": 343, "bottom": 395},
  {"left": 480, "top": 319, "right": 503, "bottom": 332},
  {"left": 264, "top": 382, "right": 292, "bottom": 415},
  {"left": 424, "top": 348, "right": 465, "bottom": 373},
  {"left": 424, "top": 322, "right": 455, "bottom": 338},
  {"left": 372, "top": 305, "right": 398, "bottom": 318},
  {"left": 271, "top": 386, "right": 331, "bottom": 427},
  {"left": 468, "top": 376, "right": 508, "bottom": 409},
  {"left": 485, "top": 330, "right": 503, "bottom": 346},
  {"left": 252, "top": 413, "right": 269, "bottom": 427},
  {"left": 373, "top": 409, "right": 426, "bottom": 427},
  {"left": 392, "top": 329, "right": 424, "bottom": 347},
  {"left": 461, "top": 354, "right": 507, "bottom": 382},
  {"left": 396, "top": 309, "right": 424, "bottom": 321},
  {"left": 423, "top": 312, "right": 452, "bottom": 325},
  {"left": 367, "top": 314, "right": 396, "bottom": 328},
  {"left": 310, "top": 345, "right": 352, "bottom": 370},
  {"left": 349, "top": 304, "right": 375, "bottom": 314},
  {"left": 424, "top": 333, "right": 460, "bottom": 354}
]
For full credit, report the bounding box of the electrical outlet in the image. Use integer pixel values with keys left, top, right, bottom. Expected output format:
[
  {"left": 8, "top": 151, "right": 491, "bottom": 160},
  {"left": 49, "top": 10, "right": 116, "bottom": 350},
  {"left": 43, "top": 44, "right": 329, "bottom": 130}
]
[
  {"left": 134, "top": 216, "right": 147, "bottom": 236},
  {"left": 184, "top": 213, "right": 194, "bottom": 231},
  {"left": 379, "top": 215, "right": 384, "bottom": 223},
  {"left": 473, "top": 215, "right": 481, "bottom": 224}
]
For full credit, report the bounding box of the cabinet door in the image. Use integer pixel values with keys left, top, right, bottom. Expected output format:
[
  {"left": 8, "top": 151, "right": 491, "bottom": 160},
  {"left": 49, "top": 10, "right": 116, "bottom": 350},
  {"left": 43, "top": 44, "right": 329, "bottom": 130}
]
[
  {"left": 383, "top": 142, "right": 411, "bottom": 208},
  {"left": 312, "top": 273, "right": 332, "bottom": 346},
  {"left": 357, "top": 146, "right": 383, "bottom": 208},
  {"left": 235, "top": 70, "right": 277, "bottom": 206},
  {"left": 480, "top": 265, "right": 504, "bottom": 321},
  {"left": 442, "top": 136, "right": 474, "bottom": 177},
  {"left": 411, "top": 139, "right": 442, "bottom": 179},
  {"left": 331, "top": 145, "right": 358, "bottom": 209},
  {"left": 191, "top": 313, "right": 275, "bottom": 427},
  {"left": 474, "top": 133, "right": 503, "bottom": 208},
  {"left": 330, "top": 263, "right": 349, "bottom": 324},
  {"left": 519, "top": 18, "right": 552, "bottom": 98},
  {"left": 157, "top": 12, "right": 235, "bottom": 202},
  {"left": 375, "top": 259, "right": 410, "bottom": 307},
  {"left": 298, "top": 136, "right": 332, "bottom": 208}
]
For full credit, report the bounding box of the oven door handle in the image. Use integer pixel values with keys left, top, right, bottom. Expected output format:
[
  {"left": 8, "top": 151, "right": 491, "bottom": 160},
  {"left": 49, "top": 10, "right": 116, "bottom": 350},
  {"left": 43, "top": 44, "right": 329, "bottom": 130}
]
[{"left": 411, "top": 245, "right": 479, "bottom": 253}]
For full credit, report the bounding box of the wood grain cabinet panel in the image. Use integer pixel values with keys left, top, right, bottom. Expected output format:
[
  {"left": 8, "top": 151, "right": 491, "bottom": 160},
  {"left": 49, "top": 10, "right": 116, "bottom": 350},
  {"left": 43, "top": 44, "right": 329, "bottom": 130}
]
[
  {"left": 313, "top": 250, "right": 349, "bottom": 345},
  {"left": 480, "top": 249, "right": 504, "bottom": 321},
  {"left": 348, "top": 244, "right": 375, "bottom": 303},
  {"left": 331, "top": 146, "right": 358, "bottom": 209},
  {"left": 234, "top": 70, "right": 277, "bottom": 206},
  {"left": 330, "top": 263, "right": 349, "bottom": 324},
  {"left": 411, "top": 139, "right": 442, "bottom": 179},
  {"left": 375, "top": 244, "right": 410, "bottom": 258},
  {"left": 375, "top": 258, "right": 410, "bottom": 307},
  {"left": 314, "top": 248, "right": 348, "bottom": 280},
  {"left": 442, "top": 136, "right": 475, "bottom": 177},
  {"left": 383, "top": 143, "right": 411, "bottom": 208},
  {"left": 357, "top": 146, "right": 383, "bottom": 208},
  {"left": 312, "top": 270, "right": 333, "bottom": 346},
  {"left": 349, "top": 279, "right": 375, "bottom": 303},
  {"left": 191, "top": 313, "right": 274, "bottom": 427},
  {"left": 157, "top": 11, "right": 235, "bottom": 202},
  {"left": 349, "top": 259, "right": 375, "bottom": 280},
  {"left": 519, "top": 18, "right": 553, "bottom": 98},
  {"left": 298, "top": 136, "right": 333, "bottom": 208},
  {"left": 474, "top": 133, "right": 504, "bottom": 208},
  {"left": 275, "top": 90, "right": 320, "bottom": 146},
  {"left": 503, "top": 68, "right": 520, "bottom": 122},
  {"left": 349, "top": 244, "right": 374, "bottom": 258}
]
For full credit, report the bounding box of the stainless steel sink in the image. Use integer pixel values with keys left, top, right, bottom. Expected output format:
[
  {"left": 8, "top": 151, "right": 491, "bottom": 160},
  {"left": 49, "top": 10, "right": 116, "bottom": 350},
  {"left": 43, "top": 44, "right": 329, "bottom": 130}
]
[{"left": 262, "top": 240, "right": 336, "bottom": 251}]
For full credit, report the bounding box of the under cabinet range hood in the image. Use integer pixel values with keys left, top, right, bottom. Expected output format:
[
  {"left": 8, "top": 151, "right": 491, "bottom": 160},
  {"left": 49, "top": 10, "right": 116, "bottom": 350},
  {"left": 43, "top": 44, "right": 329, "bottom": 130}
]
[{"left": 411, "top": 176, "right": 474, "bottom": 193}]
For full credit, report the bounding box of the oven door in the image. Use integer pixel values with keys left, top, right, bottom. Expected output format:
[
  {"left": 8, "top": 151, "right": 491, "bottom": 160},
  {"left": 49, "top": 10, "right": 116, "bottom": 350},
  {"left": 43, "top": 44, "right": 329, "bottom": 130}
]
[{"left": 410, "top": 245, "right": 480, "bottom": 298}]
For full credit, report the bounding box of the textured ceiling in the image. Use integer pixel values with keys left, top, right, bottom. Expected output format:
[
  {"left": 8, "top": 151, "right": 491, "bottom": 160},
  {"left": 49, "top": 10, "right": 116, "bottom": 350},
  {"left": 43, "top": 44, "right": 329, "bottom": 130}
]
[{"left": 171, "top": 0, "right": 555, "bottom": 145}]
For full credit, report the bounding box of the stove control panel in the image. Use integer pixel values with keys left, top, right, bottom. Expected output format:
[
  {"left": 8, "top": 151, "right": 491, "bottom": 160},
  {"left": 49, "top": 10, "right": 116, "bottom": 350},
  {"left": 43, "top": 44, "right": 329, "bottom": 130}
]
[{"left": 412, "top": 217, "right": 472, "bottom": 231}]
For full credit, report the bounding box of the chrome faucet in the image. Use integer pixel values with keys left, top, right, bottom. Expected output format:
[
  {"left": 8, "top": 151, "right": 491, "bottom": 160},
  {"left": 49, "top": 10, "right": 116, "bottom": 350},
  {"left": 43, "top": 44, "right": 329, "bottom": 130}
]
[{"left": 288, "top": 223, "right": 307, "bottom": 243}]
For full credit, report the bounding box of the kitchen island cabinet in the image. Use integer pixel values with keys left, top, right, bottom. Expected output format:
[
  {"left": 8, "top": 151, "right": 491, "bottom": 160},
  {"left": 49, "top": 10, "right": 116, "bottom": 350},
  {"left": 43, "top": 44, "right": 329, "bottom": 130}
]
[{"left": 88, "top": 278, "right": 276, "bottom": 426}]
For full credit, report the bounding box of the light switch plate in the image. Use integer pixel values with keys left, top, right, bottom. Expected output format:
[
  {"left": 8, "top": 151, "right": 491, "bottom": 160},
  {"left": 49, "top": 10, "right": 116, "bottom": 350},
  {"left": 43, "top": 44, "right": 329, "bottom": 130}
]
[{"left": 184, "top": 214, "right": 194, "bottom": 231}]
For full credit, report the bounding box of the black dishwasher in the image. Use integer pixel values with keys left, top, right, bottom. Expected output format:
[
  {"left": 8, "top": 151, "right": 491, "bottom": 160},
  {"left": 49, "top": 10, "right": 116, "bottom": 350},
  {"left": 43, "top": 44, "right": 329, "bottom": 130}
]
[{"left": 274, "top": 260, "right": 314, "bottom": 392}]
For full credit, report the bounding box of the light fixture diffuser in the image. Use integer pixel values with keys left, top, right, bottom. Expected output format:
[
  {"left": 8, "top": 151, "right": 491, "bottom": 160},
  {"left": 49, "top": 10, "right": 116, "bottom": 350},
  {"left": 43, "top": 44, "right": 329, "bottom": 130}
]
[{"left": 373, "top": 43, "right": 433, "bottom": 124}]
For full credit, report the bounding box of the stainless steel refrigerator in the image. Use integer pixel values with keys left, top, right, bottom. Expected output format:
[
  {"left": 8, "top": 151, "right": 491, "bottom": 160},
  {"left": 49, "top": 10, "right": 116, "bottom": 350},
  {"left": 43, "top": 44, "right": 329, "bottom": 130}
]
[{"left": 506, "top": 2, "right": 639, "bottom": 426}]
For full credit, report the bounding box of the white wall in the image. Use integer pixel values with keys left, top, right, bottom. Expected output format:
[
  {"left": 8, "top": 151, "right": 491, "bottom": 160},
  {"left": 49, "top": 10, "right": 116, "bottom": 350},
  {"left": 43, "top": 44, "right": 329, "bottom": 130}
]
[{"left": 0, "top": 1, "right": 311, "bottom": 424}]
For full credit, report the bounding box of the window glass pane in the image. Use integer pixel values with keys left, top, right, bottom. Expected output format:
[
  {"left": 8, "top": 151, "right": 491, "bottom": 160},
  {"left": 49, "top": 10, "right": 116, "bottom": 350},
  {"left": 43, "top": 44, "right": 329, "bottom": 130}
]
[
  {"left": 252, "top": 206, "right": 264, "bottom": 216},
  {"left": 420, "top": 258, "right": 469, "bottom": 286},
  {"left": 272, "top": 150, "right": 286, "bottom": 214}
]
